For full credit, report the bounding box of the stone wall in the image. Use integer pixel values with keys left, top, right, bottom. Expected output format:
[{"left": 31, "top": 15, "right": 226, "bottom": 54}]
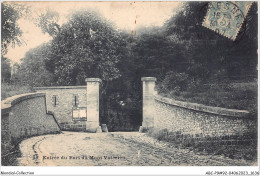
[
  {"left": 141, "top": 77, "right": 256, "bottom": 138},
  {"left": 35, "top": 86, "right": 87, "bottom": 125},
  {"left": 1, "top": 93, "right": 61, "bottom": 157},
  {"left": 154, "top": 95, "right": 256, "bottom": 137},
  {"left": 35, "top": 80, "right": 102, "bottom": 133}
]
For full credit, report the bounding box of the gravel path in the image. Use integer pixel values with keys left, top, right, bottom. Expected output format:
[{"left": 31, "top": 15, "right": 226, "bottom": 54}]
[{"left": 17, "top": 131, "right": 252, "bottom": 166}]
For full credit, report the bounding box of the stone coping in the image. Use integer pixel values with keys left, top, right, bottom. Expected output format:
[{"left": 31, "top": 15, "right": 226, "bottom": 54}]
[
  {"left": 1, "top": 92, "right": 45, "bottom": 114},
  {"left": 154, "top": 95, "right": 249, "bottom": 118},
  {"left": 141, "top": 77, "right": 157, "bottom": 82},
  {"left": 34, "top": 86, "right": 86, "bottom": 90},
  {"left": 85, "top": 78, "right": 102, "bottom": 83}
]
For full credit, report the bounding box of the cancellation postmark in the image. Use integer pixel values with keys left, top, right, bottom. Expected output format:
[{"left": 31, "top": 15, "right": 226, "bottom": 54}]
[{"left": 202, "top": 1, "right": 253, "bottom": 41}]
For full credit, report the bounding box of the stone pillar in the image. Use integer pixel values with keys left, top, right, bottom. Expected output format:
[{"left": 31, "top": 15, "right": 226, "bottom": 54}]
[
  {"left": 85, "top": 78, "right": 102, "bottom": 133},
  {"left": 140, "top": 77, "right": 157, "bottom": 131}
]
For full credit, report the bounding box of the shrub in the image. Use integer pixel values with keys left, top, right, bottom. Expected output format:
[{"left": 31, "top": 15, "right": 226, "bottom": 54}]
[{"left": 160, "top": 71, "right": 189, "bottom": 93}]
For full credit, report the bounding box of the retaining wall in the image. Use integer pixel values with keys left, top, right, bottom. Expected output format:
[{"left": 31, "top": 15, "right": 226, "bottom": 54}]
[
  {"left": 1, "top": 93, "right": 61, "bottom": 157},
  {"left": 141, "top": 77, "right": 257, "bottom": 139},
  {"left": 154, "top": 95, "right": 256, "bottom": 137}
]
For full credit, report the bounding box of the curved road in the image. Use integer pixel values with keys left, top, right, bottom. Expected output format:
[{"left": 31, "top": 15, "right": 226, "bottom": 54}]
[{"left": 17, "top": 132, "right": 252, "bottom": 166}]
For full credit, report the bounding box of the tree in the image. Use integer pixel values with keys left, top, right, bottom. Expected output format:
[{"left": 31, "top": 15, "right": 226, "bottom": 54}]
[
  {"left": 1, "top": 2, "right": 29, "bottom": 55},
  {"left": 35, "top": 9, "right": 60, "bottom": 37},
  {"left": 42, "top": 10, "right": 142, "bottom": 130},
  {"left": 45, "top": 10, "right": 125, "bottom": 85},
  {"left": 162, "top": 1, "right": 258, "bottom": 81},
  {"left": 1, "top": 57, "right": 11, "bottom": 83},
  {"left": 16, "top": 43, "right": 55, "bottom": 86}
]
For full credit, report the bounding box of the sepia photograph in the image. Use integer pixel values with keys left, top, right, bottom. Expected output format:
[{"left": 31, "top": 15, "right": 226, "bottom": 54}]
[{"left": 1, "top": 0, "right": 259, "bottom": 174}]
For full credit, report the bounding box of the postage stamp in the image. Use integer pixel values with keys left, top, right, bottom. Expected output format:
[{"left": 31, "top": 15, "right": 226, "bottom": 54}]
[{"left": 202, "top": 1, "right": 253, "bottom": 40}]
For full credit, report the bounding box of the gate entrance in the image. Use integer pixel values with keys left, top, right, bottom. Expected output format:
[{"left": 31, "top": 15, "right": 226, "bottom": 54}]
[{"left": 100, "top": 78, "right": 143, "bottom": 132}]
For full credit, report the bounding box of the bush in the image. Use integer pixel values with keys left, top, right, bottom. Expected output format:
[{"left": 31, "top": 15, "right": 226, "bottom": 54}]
[{"left": 159, "top": 71, "right": 189, "bottom": 93}]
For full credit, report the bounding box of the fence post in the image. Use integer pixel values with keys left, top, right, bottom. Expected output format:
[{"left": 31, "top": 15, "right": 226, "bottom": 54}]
[
  {"left": 85, "top": 78, "right": 102, "bottom": 133},
  {"left": 140, "top": 77, "right": 157, "bottom": 132}
]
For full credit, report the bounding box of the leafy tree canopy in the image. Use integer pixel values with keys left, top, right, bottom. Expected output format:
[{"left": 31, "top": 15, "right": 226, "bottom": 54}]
[
  {"left": 45, "top": 10, "right": 126, "bottom": 85},
  {"left": 1, "top": 2, "right": 29, "bottom": 55},
  {"left": 15, "top": 43, "right": 55, "bottom": 86},
  {"left": 35, "top": 9, "right": 60, "bottom": 37}
]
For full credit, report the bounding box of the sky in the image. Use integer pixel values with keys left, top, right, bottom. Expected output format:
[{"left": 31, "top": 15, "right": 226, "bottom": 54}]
[{"left": 4, "top": 1, "right": 183, "bottom": 64}]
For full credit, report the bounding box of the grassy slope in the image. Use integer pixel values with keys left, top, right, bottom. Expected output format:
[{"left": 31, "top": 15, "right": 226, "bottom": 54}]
[
  {"left": 1, "top": 83, "right": 34, "bottom": 101},
  {"left": 159, "top": 81, "right": 257, "bottom": 118}
]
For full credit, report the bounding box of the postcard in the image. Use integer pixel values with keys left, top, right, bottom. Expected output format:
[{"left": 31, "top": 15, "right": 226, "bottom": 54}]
[{"left": 1, "top": 1, "right": 258, "bottom": 175}]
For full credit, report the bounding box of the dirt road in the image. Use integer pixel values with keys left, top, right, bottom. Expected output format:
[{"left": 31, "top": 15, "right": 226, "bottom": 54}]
[{"left": 17, "top": 131, "right": 252, "bottom": 166}]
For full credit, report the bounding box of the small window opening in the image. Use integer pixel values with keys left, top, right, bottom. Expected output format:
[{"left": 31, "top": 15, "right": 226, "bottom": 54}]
[
  {"left": 74, "top": 96, "right": 77, "bottom": 107},
  {"left": 52, "top": 95, "right": 57, "bottom": 107},
  {"left": 54, "top": 96, "right": 57, "bottom": 106}
]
